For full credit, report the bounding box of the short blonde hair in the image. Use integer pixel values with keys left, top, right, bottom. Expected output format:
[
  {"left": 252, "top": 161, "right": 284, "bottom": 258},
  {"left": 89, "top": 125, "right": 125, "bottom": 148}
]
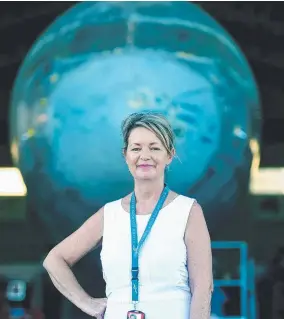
[{"left": 121, "top": 112, "right": 175, "bottom": 155}]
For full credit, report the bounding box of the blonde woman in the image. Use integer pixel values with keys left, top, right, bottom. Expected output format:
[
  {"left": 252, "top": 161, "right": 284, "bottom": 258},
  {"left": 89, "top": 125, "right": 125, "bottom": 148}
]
[{"left": 43, "top": 112, "right": 213, "bottom": 319}]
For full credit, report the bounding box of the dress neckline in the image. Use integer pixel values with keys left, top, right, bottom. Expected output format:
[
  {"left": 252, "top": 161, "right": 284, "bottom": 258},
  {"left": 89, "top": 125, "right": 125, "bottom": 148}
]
[{"left": 120, "top": 195, "right": 181, "bottom": 217}]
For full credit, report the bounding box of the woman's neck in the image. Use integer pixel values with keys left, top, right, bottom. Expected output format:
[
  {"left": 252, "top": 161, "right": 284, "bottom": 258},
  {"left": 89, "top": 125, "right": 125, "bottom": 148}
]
[{"left": 133, "top": 178, "right": 165, "bottom": 203}]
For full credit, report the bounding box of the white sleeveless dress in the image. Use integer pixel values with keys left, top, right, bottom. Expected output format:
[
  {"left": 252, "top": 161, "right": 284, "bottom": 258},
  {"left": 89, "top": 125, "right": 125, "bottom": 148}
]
[{"left": 100, "top": 195, "right": 195, "bottom": 319}]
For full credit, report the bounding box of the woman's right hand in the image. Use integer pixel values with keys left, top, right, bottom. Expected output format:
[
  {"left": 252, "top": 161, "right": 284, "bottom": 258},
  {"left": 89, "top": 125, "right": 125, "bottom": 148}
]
[{"left": 83, "top": 297, "right": 107, "bottom": 319}]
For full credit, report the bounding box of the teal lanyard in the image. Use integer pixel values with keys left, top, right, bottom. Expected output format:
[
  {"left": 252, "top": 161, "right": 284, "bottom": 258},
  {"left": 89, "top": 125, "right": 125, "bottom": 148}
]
[{"left": 130, "top": 186, "right": 169, "bottom": 305}]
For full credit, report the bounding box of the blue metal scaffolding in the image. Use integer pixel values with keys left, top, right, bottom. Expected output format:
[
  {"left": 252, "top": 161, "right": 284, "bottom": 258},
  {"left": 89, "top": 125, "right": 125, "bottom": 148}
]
[{"left": 212, "top": 241, "right": 256, "bottom": 319}]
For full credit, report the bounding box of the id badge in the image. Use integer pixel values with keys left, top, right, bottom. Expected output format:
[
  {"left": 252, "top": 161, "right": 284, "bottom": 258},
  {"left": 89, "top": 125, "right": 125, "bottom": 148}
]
[{"left": 127, "top": 310, "right": 146, "bottom": 319}]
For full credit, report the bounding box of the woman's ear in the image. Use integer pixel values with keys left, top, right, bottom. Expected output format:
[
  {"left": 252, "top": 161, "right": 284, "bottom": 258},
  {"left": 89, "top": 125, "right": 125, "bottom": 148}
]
[
  {"left": 168, "top": 148, "right": 175, "bottom": 164},
  {"left": 122, "top": 147, "right": 128, "bottom": 164}
]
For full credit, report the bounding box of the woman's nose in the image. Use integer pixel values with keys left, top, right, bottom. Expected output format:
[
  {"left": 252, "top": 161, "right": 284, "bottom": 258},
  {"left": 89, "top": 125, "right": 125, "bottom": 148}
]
[{"left": 140, "top": 150, "right": 151, "bottom": 160}]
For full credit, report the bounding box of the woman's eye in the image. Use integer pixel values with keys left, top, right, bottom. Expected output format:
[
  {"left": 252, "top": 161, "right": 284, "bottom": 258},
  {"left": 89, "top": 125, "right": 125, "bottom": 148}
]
[
  {"left": 151, "top": 148, "right": 160, "bottom": 151},
  {"left": 132, "top": 148, "right": 140, "bottom": 151}
]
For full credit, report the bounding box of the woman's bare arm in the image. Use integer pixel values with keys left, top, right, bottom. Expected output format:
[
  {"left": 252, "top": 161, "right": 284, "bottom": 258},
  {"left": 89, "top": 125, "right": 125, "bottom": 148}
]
[
  {"left": 185, "top": 201, "right": 213, "bottom": 319},
  {"left": 43, "top": 207, "right": 105, "bottom": 317}
]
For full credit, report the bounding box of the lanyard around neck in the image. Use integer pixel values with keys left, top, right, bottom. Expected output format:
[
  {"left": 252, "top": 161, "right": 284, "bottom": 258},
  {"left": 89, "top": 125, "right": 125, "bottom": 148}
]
[{"left": 130, "top": 186, "right": 170, "bottom": 305}]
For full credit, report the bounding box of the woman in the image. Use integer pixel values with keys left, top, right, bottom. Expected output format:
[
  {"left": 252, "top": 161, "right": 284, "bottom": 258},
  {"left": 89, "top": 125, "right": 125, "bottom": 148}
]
[{"left": 43, "top": 112, "right": 213, "bottom": 319}]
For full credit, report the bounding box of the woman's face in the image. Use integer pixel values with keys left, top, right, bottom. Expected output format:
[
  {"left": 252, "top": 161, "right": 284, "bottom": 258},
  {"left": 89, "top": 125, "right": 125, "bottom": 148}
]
[{"left": 124, "top": 127, "right": 174, "bottom": 181}]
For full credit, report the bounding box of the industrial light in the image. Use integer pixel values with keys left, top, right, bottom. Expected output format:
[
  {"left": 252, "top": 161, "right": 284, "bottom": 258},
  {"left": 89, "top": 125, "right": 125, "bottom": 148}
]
[
  {"left": 248, "top": 138, "right": 284, "bottom": 195},
  {"left": 250, "top": 167, "right": 284, "bottom": 195},
  {"left": 0, "top": 167, "right": 27, "bottom": 196},
  {"left": 247, "top": 138, "right": 284, "bottom": 195},
  {"left": 249, "top": 138, "right": 260, "bottom": 176}
]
